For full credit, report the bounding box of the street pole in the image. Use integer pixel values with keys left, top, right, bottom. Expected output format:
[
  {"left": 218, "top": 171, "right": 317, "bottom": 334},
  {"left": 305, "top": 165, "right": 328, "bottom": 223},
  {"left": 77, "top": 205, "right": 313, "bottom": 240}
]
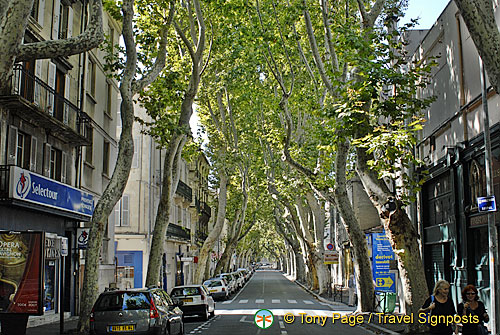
[{"left": 479, "top": 58, "right": 499, "bottom": 335}]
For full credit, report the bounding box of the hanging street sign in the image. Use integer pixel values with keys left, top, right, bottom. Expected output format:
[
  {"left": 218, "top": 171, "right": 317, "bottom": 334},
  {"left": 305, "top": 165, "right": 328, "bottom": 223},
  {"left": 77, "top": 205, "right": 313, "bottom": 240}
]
[
  {"left": 477, "top": 196, "right": 497, "bottom": 212},
  {"left": 324, "top": 250, "right": 339, "bottom": 264}
]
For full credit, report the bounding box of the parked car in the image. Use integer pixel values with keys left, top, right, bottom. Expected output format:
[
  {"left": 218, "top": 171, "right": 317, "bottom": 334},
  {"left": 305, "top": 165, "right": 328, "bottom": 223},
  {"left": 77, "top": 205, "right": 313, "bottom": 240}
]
[
  {"left": 90, "top": 287, "right": 184, "bottom": 335},
  {"left": 231, "top": 271, "right": 245, "bottom": 289},
  {"left": 215, "top": 273, "right": 237, "bottom": 294},
  {"left": 170, "top": 285, "right": 215, "bottom": 320},
  {"left": 203, "top": 279, "right": 229, "bottom": 301}
]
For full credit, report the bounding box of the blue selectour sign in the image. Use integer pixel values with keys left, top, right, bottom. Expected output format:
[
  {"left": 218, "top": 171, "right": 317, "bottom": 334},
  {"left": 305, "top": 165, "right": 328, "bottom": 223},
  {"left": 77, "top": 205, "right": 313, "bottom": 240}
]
[
  {"left": 10, "top": 166, "right": 94, "bottom": 217},
  {"left": 372, "top": 232, "right": 396, "bottom": 293}
]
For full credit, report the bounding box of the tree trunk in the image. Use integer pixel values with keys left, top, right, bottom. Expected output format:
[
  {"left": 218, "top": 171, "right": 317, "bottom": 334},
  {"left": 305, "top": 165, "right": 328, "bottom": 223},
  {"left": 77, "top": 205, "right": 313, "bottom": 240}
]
[
  {"left": 356, "top": 147, "right": 427, "bottom": 328},
  {"left": 335, "top": 140, "right": 374, "bottom": 312},
  {"left": 193, "top": 171, "right": 229, "bottom": 283},
  {"left": 454, "top": 0, "right": 500, "bottom": 94},
  {"left": 145, "top": 134, "right": 185, "bottom": 286}
]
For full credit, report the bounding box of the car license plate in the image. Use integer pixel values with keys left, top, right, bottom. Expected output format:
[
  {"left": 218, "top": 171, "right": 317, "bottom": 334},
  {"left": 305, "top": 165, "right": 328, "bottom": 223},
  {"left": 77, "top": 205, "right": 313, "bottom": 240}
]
[
  {"left": 210, "top": 289, "right": 217, "bottom": 293},
  {"left": 110, "top": 325, "right": 135, "bottom": 332},
  {"left": 182, "top": 298, "right": 193, "bottom": 303}
]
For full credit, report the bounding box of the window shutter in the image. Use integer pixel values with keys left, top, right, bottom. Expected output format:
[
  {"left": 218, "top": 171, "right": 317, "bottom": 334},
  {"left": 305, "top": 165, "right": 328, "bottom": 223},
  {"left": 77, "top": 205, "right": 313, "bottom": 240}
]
[
  {"left": 114, "top": 201, "right": 121, "bottom": 226},
  {"left": 43, "top": 143, "right": 52, "bottom": 176},
  {"left": 30, "top": 136, "right": 37, "bottom": 171},
  {"left": 132, "top": 137, "right": 139, "bottom": 168},
  {"left": 37, "top": 0, "right": 45, "bottom": 26},
  {"left": 122, "top": 195, "right": 130, "bottom": 226},
  {"left": 7, "top": 126, "right": 18, "bottom": 165},
  {"left": 34, "top": 60, "right": 43, "bottom": 106},
  {"left": 67, "top": 7, "right": 73, "bottom": 38},
  {"left": 52, "top": 0, "right": 60, "bottom": 39},
  {"left": 64, "top": 75, "right": 70, "bottom": 124},
  {"left": 61, "top": 152, "right": 67, "bottom": 183},
  {"left": 47, "top": 62, "right": 56, "bottom": 115}
]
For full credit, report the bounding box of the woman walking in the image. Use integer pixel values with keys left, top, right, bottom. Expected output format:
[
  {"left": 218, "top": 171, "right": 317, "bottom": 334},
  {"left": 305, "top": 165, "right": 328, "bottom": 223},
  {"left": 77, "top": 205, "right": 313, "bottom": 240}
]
[
  {"left": 419, "top": 279, "right": 457, "bottom": 335},
  {"left": 457, "top": 285, "right": 489, "bottom": 335}
]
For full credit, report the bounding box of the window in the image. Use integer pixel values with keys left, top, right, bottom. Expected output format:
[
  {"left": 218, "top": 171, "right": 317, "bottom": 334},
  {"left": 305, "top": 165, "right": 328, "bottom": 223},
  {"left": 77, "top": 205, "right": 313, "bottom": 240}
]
[
  {"left": 469, "top": 160, "right": 484, "bottom": 209},
  {"left": 103, "top": 141, "right": 110, "bottom": 176},
  {"left": 59, "top": 4, "right": 69, "bottom": 39},
  {"left": 84, "top": 124, "right": 93, "bottom": 164},
  {"left": 49, "top": 147, "right": 62, "bottom": 181},
  {"left": 105, "top": 82, "right": 113, "bottom": 117},
  {"left": 114, "top": 195, "right": 130, "bottom": 226},
  {"left": 108, "top": 24, "right": 115, "bottom": 52},
  {"left": 87, "top": 58, "right": 96, "bottom": 97},
  {"left": 132, "top": 137, "right": 140, "bottom": 168},
  {"left": 16, "top": 132, "right": 32, "bottom": 169}
]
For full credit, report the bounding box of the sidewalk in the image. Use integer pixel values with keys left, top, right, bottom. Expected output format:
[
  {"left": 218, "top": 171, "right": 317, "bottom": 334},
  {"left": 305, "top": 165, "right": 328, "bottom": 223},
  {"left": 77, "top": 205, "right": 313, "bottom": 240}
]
[
  {"left": 285, "top": 273, "right": 403, "bottom": 335},
  {"left": 25, "top": 316, "right": 79, "bottom": 335}
]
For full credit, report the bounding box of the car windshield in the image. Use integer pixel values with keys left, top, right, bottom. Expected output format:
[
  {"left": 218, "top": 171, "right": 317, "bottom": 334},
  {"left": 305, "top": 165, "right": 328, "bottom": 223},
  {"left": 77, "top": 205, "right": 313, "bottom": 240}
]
[
  {"left": 94, "top": 292, "right": 151, "bottom": 311},
  {"left": 171, "top": 287, "right": 201, "bottom": 297},
  {"left": 204, "top": 281, "right": 222, "bottom": 288}
]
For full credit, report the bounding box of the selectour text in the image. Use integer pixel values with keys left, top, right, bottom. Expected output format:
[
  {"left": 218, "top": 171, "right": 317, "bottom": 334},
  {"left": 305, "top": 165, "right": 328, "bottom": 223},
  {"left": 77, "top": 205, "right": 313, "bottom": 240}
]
[{"left": 32, "top": 182, "right": 58, "bottom": 200}]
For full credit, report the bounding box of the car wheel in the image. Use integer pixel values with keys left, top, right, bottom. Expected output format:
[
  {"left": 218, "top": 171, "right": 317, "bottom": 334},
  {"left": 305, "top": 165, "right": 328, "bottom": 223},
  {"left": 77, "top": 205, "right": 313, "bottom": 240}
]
[
  {"left": 203, "top": 306, "right": 210, "bottom": 321},
  {"left": 179, "top": 322, "right": 184, "bottom": 335}
]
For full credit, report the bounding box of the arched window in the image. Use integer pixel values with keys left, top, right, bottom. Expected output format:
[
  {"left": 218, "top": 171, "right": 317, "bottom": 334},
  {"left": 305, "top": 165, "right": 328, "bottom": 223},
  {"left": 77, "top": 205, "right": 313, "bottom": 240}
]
[{"left": 469, "top": 160, "right": 483, "bottom": 208}]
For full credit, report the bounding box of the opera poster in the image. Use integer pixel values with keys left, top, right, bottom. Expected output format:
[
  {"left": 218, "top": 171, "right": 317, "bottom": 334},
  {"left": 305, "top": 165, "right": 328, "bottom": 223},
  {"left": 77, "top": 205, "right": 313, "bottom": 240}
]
[{"left": 0, "top": 231, "right": 44, "bottom": 315}]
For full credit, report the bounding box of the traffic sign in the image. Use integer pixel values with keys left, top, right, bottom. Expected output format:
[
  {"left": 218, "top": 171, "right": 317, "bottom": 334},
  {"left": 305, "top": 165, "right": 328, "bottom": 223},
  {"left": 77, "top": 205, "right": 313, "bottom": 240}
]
[
  {"left": 477, "top": 196, "right": 497, "bottom": 212},
  {"left": 324, "top": 250, "right": 339, "bottom": 264},
  {"left": 326, "top": 243, "right": 334, "bottom": 250}
]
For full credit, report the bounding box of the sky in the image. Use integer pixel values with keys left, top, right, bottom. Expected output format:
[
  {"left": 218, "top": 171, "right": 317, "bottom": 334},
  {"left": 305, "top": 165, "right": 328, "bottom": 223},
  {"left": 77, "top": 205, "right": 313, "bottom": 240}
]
[{"left": 401, "top": 0, "right": 450, "bottom": 29}]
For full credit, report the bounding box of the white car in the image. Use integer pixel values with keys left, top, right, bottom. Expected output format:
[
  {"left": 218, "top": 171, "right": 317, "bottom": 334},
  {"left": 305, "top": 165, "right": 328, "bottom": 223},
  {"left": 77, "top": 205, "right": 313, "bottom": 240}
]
[
  {"left": 215, "top": 273, "right": 237, "bottom": 294},
  {"left": 231, "top": 271, "right": 245, "bottom": 289},
  {"left": 170, "top": 285, "right": 215, "bottom": 320},
  {"left": 203, "top": 278, "right": 229, "bottom": 301}
]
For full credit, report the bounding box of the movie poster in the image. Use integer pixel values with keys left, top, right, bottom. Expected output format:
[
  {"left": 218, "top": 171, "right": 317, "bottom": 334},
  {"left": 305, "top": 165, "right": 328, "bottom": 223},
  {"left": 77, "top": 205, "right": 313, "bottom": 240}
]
[{"left": 0, "top": 231, "right": 44, "bottom": 315}]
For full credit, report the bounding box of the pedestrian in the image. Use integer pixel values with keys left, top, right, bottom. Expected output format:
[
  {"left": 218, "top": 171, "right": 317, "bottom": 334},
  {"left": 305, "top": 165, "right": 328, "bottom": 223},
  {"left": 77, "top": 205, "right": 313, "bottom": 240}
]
[
  {"left": 348, "top": 273, "right": 356, "bottom": 306},
  {"left": 456, "top": 284, "right": 489, "bottom": 335},
  {"left": 418, "top": 279, "right": 457, "bottom": 335}
]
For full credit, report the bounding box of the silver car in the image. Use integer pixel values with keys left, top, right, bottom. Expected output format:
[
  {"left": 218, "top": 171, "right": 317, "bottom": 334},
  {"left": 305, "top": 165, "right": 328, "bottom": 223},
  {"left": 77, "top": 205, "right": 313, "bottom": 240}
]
[
  {"left": 170, "top": 285, "right": 215, "bottom": 320},
  {"left": 90, "top": 288, "right": 184, "bottom": 335}
]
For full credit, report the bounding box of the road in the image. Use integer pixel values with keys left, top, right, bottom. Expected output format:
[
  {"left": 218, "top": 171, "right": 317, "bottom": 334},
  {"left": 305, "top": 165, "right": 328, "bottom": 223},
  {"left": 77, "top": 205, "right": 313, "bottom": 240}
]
[{"left": 183, "top": 270, "right": 373, "bottom": 335}]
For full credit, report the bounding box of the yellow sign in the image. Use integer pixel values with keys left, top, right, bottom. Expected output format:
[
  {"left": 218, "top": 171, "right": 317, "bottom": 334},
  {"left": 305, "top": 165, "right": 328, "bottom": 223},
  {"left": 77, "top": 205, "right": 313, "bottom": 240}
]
[
  {"left": 376, "top": 276, "right": 394, "bottom": 288},
  {"left": 324, "top": 251, "right": 339, "bottom": 264}
]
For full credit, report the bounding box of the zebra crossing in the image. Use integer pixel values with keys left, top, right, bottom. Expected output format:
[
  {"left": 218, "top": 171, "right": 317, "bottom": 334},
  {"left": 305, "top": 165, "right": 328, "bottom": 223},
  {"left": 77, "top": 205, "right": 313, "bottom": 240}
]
[{"left": 221, "top": 298, "right": 319, "bottom": 305}]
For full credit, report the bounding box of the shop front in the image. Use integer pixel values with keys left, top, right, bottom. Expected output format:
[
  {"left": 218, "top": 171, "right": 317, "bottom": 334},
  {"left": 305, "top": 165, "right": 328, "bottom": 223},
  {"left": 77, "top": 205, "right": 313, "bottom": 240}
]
[{"left": 0, "top": 165, "right": 94, "bottom": 322}]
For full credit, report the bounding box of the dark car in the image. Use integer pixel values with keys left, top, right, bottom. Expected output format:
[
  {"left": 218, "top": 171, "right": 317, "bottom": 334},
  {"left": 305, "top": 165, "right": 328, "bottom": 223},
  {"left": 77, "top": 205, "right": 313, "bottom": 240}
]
[{"left": 90, "top": 287, "right": 184, "bottom": 335}]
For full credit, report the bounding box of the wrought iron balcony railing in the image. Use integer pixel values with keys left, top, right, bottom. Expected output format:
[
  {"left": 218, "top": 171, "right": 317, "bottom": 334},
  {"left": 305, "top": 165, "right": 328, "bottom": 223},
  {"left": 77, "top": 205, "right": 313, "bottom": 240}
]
[
  {"left": 166, "top": 223, "right": 191, "bottom": 241},
  {"left": 1, "top": 64, "right": 90, "bottom": 145},
  {"left": 175, "top": 180, "right": 192, "bottom": 203}
]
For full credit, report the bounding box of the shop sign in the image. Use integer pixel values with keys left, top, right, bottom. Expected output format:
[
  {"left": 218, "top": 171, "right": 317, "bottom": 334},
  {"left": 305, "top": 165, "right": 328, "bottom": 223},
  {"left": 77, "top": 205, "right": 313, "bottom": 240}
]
[
  {"left": 0, "top": 231, "right": 44, "bottom": 315},
  {"left": 372, "top": 233, "right": 396, "bottom": 293},
  {"left": 9, "top": 166, "right": 94, "bottom": 217},
  {"left": 60, "top": 237, "right": 68, "bottom": 256},
  {"left": 77, "top": 228, "right": 90, "bottom": 249},
  {"left": 477, "top": 196, "right": 497, "bottom": 212},
  {"left": 45, "top": 234, "right": 60, "bottom": 260},
  {"left": 180, "top": 257, "right": 193, "bottom": 262}
]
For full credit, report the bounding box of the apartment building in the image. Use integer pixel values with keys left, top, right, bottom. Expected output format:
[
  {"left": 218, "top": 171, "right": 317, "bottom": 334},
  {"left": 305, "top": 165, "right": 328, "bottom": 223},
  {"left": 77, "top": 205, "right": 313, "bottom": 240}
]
[
  {"left": 410, "top": 0, "right": 500, "bottom": 314},
  {"left": 114, "top": 104, "right": 213, "bottom": 291},
  {"left": 0, "top": 0, "right": 120, "bottom": 324}
]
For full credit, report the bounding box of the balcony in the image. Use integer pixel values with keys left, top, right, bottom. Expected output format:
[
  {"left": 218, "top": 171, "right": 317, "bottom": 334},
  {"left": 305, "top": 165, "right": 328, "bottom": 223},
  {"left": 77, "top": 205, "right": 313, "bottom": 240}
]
[
  {"left": 195, "top": 197, "right": 211, "bottom": 216},
  {"left": 166, "top": 223, "right": 191, "bottom": 242},
  {"left": 195, "top": 229, "right": 208, "bottom": 245},
  {"left": 0, "top": 65, "right": 90, "bottom": 146},
  {"left": 175, "top": 180, "right": 192, "bottom": 203}
]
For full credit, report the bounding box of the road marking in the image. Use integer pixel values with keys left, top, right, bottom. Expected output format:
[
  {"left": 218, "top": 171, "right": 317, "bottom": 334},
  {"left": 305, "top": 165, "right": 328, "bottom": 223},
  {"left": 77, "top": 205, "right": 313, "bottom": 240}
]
[
  {"left": 222, "top": 300, "right": 232, "bottom": 304},
  {"left": 239, "top": 299, "right": 248, "bottom": 304},
  {"left": 281, "top": 331, "right": 287, "bottom": 334},
  {"left": 303, "top": 300, "right": 314, "bottom": 304},
  {"left": 272, "top": 299, "right": 280, "bottom": 303},
  {"left": 279, "top": 321, "right": 285, "bottom": 328},
  {"left": 287, "top": 299, "right": 297, "bottom": 304},
  {"left": 256, "top": 299, "right": 264, "bottom": 303}
]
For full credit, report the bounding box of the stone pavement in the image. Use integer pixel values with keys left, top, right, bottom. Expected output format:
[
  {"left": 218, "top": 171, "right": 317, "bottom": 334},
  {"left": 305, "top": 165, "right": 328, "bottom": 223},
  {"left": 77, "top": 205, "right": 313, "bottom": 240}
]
[{"left": 25, "top": 316, "right": 79, "bottom": 335}]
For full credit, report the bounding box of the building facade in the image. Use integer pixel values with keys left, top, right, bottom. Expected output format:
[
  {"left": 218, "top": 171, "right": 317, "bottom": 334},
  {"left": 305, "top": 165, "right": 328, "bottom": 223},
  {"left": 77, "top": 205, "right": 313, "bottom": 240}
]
[
  {"left": 114, "top": 105, "right": 213, "bottom": 292},
  {"left": 0, "top": 0, "right": 120, "bottom": 325},
  {"left": 411, "top": 0, "right": 500, "bottom": 315}
]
